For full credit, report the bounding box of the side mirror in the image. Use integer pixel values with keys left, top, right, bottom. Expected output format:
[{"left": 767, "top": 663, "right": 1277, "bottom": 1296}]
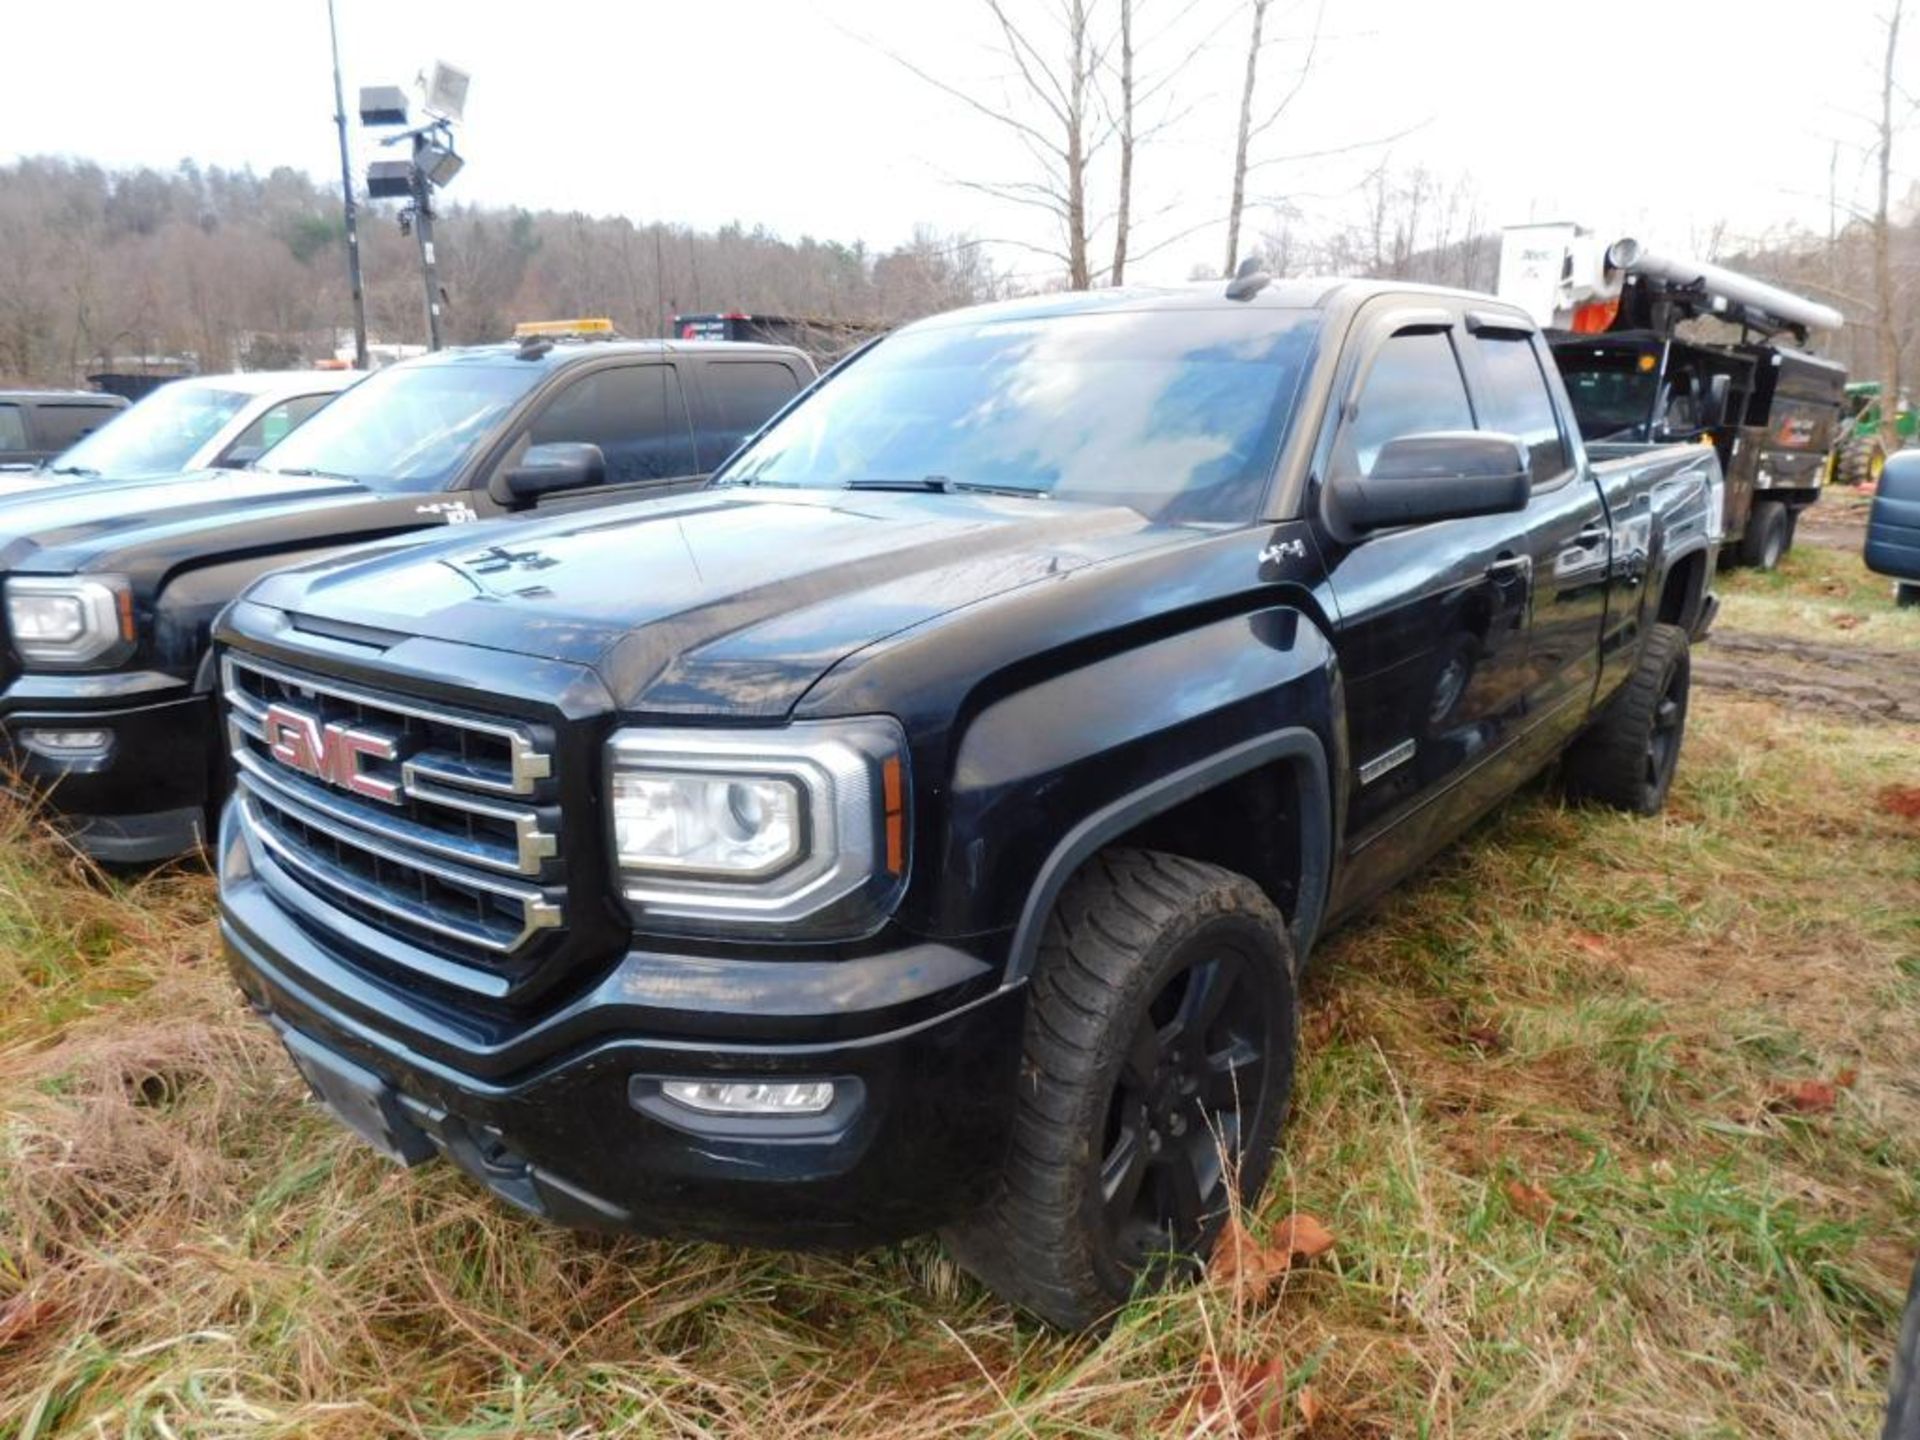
[
  {"left": 1704, "top": 374, "right": 1732, "bottom": 428},
  {"left": 1330, "top": 431, "right": 1531, "bottom": 532},
  {"left": 498, "top": 442, "right": 606, "bottom": 505}
]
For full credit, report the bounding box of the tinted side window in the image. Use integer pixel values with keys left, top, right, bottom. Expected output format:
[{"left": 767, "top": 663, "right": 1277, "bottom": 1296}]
[
  {"left": 693, "top": 360, "right": 801, "bottom": 469},
  {"left": 529, "top": 364, "right": 697, "bottom": 486},
  {"left": 35, "top": 403, "right": 119, "bottom": 450},
  {"left": 1471, "top": 333, "right": 1568, "bottom": 484},
  {"left": 227, "top": 392, "right": 335, "bottom": 459},
  {"left": 1346, "top": 330, "right": 1474, "bottom": 475},
  {"left": 0, "top": 404, "right": 26, "bottom": 451}
]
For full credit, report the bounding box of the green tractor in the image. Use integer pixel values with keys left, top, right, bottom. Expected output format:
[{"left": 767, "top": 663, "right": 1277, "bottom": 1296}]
[{"left": 1833, "top": 382, "right": 1917, "bottom": 486}]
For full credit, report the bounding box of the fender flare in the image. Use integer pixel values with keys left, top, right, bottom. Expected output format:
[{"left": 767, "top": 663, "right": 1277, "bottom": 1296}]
[{"left": 1004, "top": 726, "right": 1332, "bottom": 984}]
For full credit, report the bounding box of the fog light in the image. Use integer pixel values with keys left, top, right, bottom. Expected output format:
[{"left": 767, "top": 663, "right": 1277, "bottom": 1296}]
[
  {"left": 19, "top": 727, "right": 111, "bottom": 759},
  {"left": 661, "top": 1079, "right": 835, "bottom": 1116}
]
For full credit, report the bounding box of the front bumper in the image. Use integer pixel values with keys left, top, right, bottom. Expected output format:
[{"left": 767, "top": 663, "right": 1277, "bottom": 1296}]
[
  {"left": 0, "top": 671, "right": 211, "bottom": 861},
  {"left": 219, "top": 801, "right": 1027, "bottom": 1248}
]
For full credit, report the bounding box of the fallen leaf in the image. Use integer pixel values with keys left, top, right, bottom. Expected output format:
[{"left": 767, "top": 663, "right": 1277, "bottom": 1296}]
[
  {"left": 1210, "top": 1214, "right": 1336, "bottom": 1302},
  {"left": 1570, "top": 931, "right": 1612, "bottom": 959},
  {"left": 1831, "top": 612, "right": 1864, "bottom": 630},
  {"left": 1504, "top": 1179, "right": 1554, "bottom": 1224},
  {"left": 1298, "top": 1383, "right": 1326, "bottom": 1427},
  {"left": 1178, "top": 1357, "right": 1290, "bottom": 1437},
  {"left": 1875, "top": 785, "right": 1920, "bottom": 821},
  {"left": 0, "top": 1294, "right": 62, "bottom": 1350},
  {"left": 1836, "top": 1067, "right": 1859, "bottom": 1089},
  {"left": 1769, "top": 1079, "right": 1838, "bottom": 1114},
  {"left": 1274, "top": 1212, "right": 1337, "bottom": 1261}
]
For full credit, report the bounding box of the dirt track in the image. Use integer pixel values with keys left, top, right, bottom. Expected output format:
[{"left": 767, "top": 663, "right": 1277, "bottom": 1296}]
[
  {"left": 1696, "top": 627, "right": 1920, "bottom": 723},
  {"left": 1793, "top": 491, "right": 1873, "bottom": 551}
]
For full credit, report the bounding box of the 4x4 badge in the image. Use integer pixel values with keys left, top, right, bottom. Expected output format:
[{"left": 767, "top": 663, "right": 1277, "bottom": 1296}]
[
  {"left": 263, "top": 704, "right": 402, "bottom": 805},
  {"left": 1260, "top": 538, "right": 1307, "bottom": 565}
]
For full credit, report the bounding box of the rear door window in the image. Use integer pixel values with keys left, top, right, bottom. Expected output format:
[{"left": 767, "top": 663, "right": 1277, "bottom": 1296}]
[
  {"left": 1469, "top": 332, "right": 1569, "bottom": 485},
  {"left": 225, "top": 392, "right": 336, "bottom": 461},
  {"left": 692, "top": 360, "right": 802, "bottom": 470},
  {"left": 0, "top": 404, "right": 26, "bottom": 451},
  {"left": 33, "top": 403, "right": 119, "bottom": 451},
  {"left": 528, "top": 364, "right": 698, "bottom": 486},
  {"left": 1343, "top": 330, "right": 1475, "bottom": 476}
]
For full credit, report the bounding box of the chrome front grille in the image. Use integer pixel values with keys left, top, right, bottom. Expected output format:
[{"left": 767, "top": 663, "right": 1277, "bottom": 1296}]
[{"left": 223, "top": 652, "right": 564, "bottom": 968}]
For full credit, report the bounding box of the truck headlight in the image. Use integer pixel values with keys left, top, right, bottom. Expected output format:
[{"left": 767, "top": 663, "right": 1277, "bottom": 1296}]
[
  {"left": 606, "top": 717, "right": 909, "bottom": 936},
  {"left": 5, "top": 576, "right": 134, "bottom": 667}
]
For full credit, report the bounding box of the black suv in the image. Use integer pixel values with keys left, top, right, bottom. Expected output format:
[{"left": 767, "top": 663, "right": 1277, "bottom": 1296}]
[{"left": 0, "top": 338, "right": 812, "bottom": 860}]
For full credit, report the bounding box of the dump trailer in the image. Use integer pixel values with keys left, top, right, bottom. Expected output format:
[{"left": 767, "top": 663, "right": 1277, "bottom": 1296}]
[{"left": 1499, "top": 223, "right": 1847, "bottom": 569}]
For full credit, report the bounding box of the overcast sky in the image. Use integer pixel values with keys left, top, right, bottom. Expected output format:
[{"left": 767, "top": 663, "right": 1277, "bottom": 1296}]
[{"left": 2, "top": 0, "right": 1907, "bottom": 286}]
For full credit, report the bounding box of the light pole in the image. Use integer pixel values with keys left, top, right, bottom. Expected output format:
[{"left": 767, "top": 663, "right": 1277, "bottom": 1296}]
[
  {"left": 360, "top": 63, "right": 468, "bottom": 352},
  {"left": 325, "top": 0, "right": 368, "bottom": 368}
]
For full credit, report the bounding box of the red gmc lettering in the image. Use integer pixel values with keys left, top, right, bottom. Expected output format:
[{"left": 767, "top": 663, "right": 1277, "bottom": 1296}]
[{"left": 262, "top": 704, "right": 401, "bottom": 804}]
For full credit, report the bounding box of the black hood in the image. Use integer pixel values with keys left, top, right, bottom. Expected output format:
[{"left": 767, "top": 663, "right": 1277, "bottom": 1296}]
[
  {"left": 0, "top": 468, "right": 412, "bottom": 584},
  {"left": 246, "top": 487, "right": 1185, "bottom": 718}
]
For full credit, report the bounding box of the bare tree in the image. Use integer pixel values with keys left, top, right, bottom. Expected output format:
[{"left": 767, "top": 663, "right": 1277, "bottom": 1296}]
[
  {"left": 1111, "top": 0, "right": 1135, "bottom": 283},
  {"left": 882, "top": 2, "right": 1109, "bottom": 289},
  {"left": 1223, "top": 0, "right": 1268, "bottom": 276},
  {"left": 1224, "top": 0, "right": 1327, "bottom": 276},
  {"left": 1873, "top": 0, "right": 1906, "bottom": 452}
]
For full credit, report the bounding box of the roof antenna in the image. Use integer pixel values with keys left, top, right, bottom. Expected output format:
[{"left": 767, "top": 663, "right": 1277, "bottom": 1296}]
[{"left": 1225, "top": 256, "right": 1270, "bottom": 301}]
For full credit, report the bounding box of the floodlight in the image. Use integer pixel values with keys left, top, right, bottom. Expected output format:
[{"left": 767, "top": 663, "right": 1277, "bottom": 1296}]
[
  {"left": 358, "top": 85, "right": 410, "bottom": 127},
  {"left": 423, "top": 61, "right": 470, "bottom": 122},
  {"left": 365, "top": 160, "right": 415, "bottom": 199},
  {"left": 418, "top": 143, "right": 464, "bottom": 188}
]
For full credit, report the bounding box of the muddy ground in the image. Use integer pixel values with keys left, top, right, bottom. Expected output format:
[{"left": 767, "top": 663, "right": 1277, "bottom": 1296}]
[
  {"left": 1695, "top": 488, "right": 1919, "bottom": 723},
  {"left": 1696, "top": 628, "right": 1920, "bottom": 723}
]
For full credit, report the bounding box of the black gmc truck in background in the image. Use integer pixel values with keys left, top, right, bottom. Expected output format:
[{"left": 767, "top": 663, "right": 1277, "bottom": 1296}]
[
  {"left": 0, "top": 336, "right": 811, "bottom": 860},
  {"left": 215, "top": 276, "right": 1720, "bottom": 1328}
]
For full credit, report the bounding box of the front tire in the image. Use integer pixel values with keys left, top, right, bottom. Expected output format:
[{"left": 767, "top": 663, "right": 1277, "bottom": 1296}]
[
  {"left": 1563, "top": 622, "right": 1692, "bottom": 815},
  {"left": 945, "top": 849, "right": 1298, "bottom": 1329}
]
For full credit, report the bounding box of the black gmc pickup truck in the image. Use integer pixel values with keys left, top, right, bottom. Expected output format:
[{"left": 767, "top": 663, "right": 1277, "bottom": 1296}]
[
  {"left": 215, "top": 277, "right": 1720, "bottom": 1328},
  {"left": 0, "top": 337, "right": 811, "bottom": 860}
]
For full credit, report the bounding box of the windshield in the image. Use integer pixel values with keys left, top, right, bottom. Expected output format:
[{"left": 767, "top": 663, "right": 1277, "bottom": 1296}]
[
  {"left": 257, "top": 359, "right": 544, "bottom": 493},
  {"left": 720, "top": 308, "right": 1320, "bottom": 524},
  {"left": 1557, "top": 352, "right": 1660, "bottom": 442},
  {"left": 53, "top": 382, "right": 250, "bottom": 478}
]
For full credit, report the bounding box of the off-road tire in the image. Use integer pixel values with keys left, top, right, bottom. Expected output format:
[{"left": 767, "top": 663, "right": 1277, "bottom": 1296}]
[
  {"left": 1563, "top": 622, "right": 1691, "bottom": 815},
  {"left": 1740, "top": 499, "right": 1790, "bottom": 570},
  {"left": 943, "top": 849, "right": 1298, "bottom": 1330},
  {"left": 1897, "top": 582, "right": 1920, "bottom": 611},
  {"left": 1885, "top": 1258, "right": 1920, "bottom": 1440},
  {"left": 1842, "top": 434, "right": 1887, "bottom": 488}
]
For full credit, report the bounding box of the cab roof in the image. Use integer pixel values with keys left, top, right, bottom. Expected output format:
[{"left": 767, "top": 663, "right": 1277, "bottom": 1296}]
[
  {"left": 410, "top": 338, "right": 811, "bottom": 371},
  {"left": 899, "top": 276, "right": 1536, "bottom": 333}
]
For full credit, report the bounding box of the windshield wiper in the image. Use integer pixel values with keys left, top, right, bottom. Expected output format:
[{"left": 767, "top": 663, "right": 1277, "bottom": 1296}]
[
  {"left": 49, "top": 464, "right": 98, "bottom": 477},
  {"left": 843, "top": 476, "right": 1043, "bottom": 498},
  {"left": 266, "top": 465, "right": 359, "bottom": 482}
]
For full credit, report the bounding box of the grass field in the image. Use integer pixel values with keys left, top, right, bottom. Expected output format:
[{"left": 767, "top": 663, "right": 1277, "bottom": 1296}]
[{"left": 2, "top": 548, "right": 1917, "bottom": 1438}]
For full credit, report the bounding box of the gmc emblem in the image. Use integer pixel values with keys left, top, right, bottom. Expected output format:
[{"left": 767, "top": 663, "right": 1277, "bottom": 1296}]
[{"left": 263, "top": 703, "right": 402, "bottom": 805}]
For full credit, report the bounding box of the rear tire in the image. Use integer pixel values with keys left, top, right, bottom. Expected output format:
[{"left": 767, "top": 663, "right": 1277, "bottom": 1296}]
[
  {"left": 1740, "top": 499, "right": 1790, "bottom": 570},
  {"left": 1563, "top": 622, "right": 1692, "bottom": 816},
  {"left": 944, "top": 849, "right": 1298, "bottom": 1330},
  {"left": 1897, "top": 582, "right": 1920, "bottom": 611}
]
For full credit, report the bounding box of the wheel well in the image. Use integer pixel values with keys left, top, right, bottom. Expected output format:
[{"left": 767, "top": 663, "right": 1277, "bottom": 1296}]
[
  {"left": 1100, "top": 759, "right": 1307, "bottom": 925},
  {"left": 1658, "top": 549, "right": 1708, "bottom": 632}
]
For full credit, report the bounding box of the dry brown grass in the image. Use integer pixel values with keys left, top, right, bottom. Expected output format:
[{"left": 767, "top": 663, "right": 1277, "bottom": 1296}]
[{"left": 2, "top": 580, "right": 1917, "bottom": 1436}]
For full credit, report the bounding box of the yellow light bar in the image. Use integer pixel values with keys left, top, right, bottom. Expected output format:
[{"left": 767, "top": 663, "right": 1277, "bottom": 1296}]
[{"left": 513, "top": 317, "right": 615, "bottom": 338}]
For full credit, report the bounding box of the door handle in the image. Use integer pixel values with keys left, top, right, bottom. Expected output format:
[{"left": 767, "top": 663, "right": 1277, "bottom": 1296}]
[
  {"left": 1486, "top": 554, "right": 1531, "bottom": 580},
  {"left": 1574, "top": 524, "right": 1609, "bottom": 547}
]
